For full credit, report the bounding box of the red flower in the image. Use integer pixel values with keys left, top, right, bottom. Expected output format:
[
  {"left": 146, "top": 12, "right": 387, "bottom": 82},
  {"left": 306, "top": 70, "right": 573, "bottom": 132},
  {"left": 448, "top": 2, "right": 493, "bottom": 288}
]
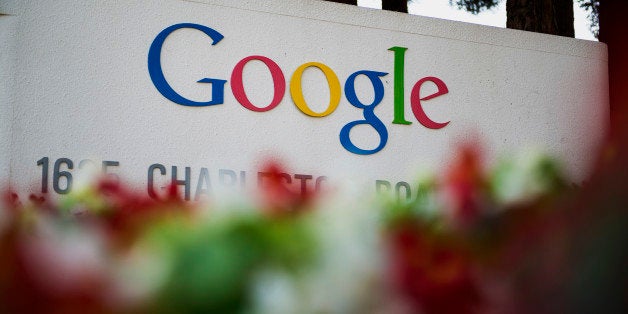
[
  {"left": 257, "top": 160, "right": 315, "bottom": 217},
  {"left": 387, "top": 221, "right": 482, "bottom": 314},
  {"left": 443, "top": 142, "right": 487, "bottom": 229}
]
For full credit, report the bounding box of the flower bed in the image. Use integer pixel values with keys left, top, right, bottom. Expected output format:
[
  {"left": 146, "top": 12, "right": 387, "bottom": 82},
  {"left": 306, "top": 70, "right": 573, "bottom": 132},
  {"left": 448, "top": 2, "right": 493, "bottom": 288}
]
[{"left": 1, "top": 143, "right": 626, "bottom": 313}]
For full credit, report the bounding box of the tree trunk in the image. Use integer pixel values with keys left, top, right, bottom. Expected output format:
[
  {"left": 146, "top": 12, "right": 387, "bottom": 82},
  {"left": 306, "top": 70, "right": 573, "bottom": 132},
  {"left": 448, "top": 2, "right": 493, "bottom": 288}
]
[
  {"left": 506, "top": 0, "right": 574, "bottom": 37},
  {"left": 324, "top": 0, "right": 358, "bottom": 5},
  {"left": 598, "top": 0, "right": 628, "bottom": 138},
  {"left": 383, "top": 0, "right": 408, "bottom": 13}
]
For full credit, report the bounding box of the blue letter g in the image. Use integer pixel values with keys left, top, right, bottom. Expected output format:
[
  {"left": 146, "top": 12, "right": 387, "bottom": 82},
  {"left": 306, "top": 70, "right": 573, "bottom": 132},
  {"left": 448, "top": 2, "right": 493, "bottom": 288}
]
[
  {"left": 148, "top": 23, "right": 226, "bottom": 106},
  {"left": 340, "top": 70, "right": 388, "bottom": 155}
]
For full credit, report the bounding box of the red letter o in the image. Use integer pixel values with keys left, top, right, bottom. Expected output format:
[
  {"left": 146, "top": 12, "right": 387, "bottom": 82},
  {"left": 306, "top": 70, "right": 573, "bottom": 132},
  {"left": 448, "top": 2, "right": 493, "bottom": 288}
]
[{"left": 231, "top": 55, "right": 285, "bottom": 112}]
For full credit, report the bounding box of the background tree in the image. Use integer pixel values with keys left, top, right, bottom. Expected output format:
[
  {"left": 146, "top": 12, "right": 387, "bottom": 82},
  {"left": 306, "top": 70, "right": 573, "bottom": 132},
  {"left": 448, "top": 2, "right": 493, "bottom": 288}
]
[
  {"left": 382, "top": 0, "right": 409, "bottom": 12},
  {"left": 326, "top": 0, "right": 601, "bottom": 38},
  {"left": 598, "top": 0, "right": 627, "bottom": 138},
  {"left": 509, "top": 0, "right": 573, "bottom": 36},
  {"left": 326, "top": 0, "right": 408, "bottom": 12},
  {"left": 453, "top": 0, "right": 601, "bottom": 38},
  {"left": 326, "top": 0, "right": 358, "bottom": 4},
  {"left": 452, "top": 0, "right": 574, "bottom": 37}
]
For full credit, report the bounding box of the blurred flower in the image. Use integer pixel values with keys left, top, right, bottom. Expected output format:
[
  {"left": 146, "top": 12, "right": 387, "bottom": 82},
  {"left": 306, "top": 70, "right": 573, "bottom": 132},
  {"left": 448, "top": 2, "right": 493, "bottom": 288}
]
[
  {"left": 490, "top": 151, "right": 567, "bottom": 206},
  {"left": 442, "top": 142, "right": 487, "bottom": 230},
  {"left": 257, "top": 160, "right": 315, "bottom": 217},
  {"left": 386, "top": 220, "right": 481, "bottom": 314},
  {"left": 0, "top": 142, "right": 625, "bottom": 313}
]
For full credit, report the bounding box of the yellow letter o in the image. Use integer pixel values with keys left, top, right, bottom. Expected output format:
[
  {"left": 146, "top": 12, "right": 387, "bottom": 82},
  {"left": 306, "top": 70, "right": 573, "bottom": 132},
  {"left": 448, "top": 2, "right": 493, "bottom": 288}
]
[{"left": 290, "top": 62, "right": 341, "bottom": 117}]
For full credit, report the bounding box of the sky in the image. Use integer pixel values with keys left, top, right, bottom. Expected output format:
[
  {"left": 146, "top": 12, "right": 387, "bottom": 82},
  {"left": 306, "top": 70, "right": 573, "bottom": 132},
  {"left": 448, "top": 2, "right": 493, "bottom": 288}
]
[{"left": 357, "top": 0, "right": 597, "bottom": 41}]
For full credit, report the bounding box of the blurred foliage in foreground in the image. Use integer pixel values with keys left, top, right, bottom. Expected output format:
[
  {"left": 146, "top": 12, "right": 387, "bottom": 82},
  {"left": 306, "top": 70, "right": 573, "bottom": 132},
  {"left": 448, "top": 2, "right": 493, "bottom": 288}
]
[{"left": 1, "top": 142, "right": 627, "bottom": 314}]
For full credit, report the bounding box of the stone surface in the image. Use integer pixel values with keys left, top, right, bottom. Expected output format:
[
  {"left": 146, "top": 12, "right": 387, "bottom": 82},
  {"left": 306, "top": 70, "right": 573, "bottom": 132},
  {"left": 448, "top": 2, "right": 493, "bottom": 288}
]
[{"left": 0, "top": 0, "right": 609, "bottom": 199}]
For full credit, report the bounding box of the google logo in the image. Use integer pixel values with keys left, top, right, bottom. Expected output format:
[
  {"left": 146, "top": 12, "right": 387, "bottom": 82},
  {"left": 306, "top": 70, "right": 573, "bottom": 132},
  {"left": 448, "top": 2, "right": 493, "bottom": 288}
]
[{"left": 148, "top": 23, "right": 450, "bottom": 155}]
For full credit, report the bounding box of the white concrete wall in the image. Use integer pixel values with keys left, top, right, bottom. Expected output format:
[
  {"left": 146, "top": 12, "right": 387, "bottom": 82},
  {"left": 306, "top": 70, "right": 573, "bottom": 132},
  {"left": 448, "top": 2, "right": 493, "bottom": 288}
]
[
  {"left": 0, "top": 15, "right": 16, "bottom": 186},
  {"left": 0, "top": 0, "right": 609, "bottom": 199}
]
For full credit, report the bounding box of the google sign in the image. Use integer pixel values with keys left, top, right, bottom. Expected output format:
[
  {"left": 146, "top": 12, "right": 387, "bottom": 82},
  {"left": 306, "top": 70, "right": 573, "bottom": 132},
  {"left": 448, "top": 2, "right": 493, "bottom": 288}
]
[
  {"left": 0, "top": 0, "right": 608, "bottom": 201},
  {"left": 148, "top": 23, "right": 450, "bottom": 155}
]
